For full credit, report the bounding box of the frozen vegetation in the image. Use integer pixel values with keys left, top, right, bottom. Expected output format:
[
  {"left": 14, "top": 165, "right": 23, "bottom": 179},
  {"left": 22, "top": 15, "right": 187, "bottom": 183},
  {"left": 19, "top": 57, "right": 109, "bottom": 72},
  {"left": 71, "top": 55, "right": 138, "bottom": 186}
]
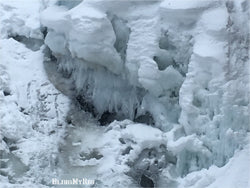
[{"left": 0, "top": 0, "right": 249, "bottom": 188}]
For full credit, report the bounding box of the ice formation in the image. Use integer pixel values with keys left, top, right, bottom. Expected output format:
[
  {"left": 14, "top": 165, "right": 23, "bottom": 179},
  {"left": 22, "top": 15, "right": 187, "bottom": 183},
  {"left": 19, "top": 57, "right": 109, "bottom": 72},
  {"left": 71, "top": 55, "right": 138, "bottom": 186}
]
[{"left": 0, "top": 0, "right": 249, "bottom": 188}]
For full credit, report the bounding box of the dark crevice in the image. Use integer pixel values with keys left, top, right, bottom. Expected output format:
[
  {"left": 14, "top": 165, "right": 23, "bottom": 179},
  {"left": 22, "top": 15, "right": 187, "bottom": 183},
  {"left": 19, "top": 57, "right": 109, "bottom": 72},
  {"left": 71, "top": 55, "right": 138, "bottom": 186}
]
[
  {"left": 127, "top": 146, "right": 176, "bottom": 187},
  {"left": 0, "top": 161, "right": 8, "bottom": 168},
  {"left": 79, "top": 150, "right": 103, "bottom": 161},
  {"left": 3, "top": 90, "right": 11, "bottom": 96},
  {"left": 98, "top": 110, "right": 126, "bottom": 126},
  {"left": 159, "top": 31, "right": 177, "bottom": 51},
  {"left": 119, "top": 138, "right": 126, "bottom": 144},
  {"left": 20, "top": 107, "right": 25, "bottom": 112},
  {"left": 43, "top": 45, "right": 57, "bottom": 62},
  {"left": 60, "top": 68, "right": 72, "bottom": 79},
  {"left": 153, "top": 56, "right": 170, "bottom": 71},
  {"left": 169, "top": 89, "right": 179, "bottom": 98},
  {"left": 98, "top": 111, "right": 117, "bottom": 126},
  {"left": 3, "top": 137, "right": 16, "bottom": 145},
  {"left": 19, "top": 107, "right": 29, "bottom": 115},
  {"left": 140, "top": 174, "right": 154, "bottom": 188},
  {"left": 56, "top": 0, "right": 82, "bottom": 10},
  {"left": 10, "top": 35, "right": 43, "bottom": 51},
  {"left": 122, "top": 146, "right": 133, "bottom": 155},
  {"left": 134, "top": 112, "right": 155, "bottom": 125},
  {"left": 108, "top": 13, "right": 131, "bottom": 62},
  {"left": 0, "top": 170, "right": 8, "bottom": 177},
  {"left": 156, "top": 30, "right": 193, "bottom": 76},
  {"left": 9, "top": 145, "right": 18, "bottom": 152},
  {"left": 75, "top": 95, "right": 97, "bottom": 117},
  {"left": 41, "top": 27, "right": 48, "bottom": 39},
  {"left": 49, "top": 130, "right": 56, "bottom": 135}
]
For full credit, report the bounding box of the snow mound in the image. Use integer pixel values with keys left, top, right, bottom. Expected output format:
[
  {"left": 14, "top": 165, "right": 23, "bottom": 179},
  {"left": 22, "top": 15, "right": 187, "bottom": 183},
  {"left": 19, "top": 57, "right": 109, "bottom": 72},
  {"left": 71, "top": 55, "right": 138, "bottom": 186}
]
[{"left": 0, "top": 0, "right": 43, "bottom": 39}]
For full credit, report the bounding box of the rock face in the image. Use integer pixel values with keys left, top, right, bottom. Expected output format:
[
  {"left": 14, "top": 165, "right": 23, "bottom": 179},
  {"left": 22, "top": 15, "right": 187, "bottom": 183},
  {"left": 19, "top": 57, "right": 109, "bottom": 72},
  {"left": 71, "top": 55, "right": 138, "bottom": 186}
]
[{"left": 0, "top": 0, "right": 249, "bottom": 188}]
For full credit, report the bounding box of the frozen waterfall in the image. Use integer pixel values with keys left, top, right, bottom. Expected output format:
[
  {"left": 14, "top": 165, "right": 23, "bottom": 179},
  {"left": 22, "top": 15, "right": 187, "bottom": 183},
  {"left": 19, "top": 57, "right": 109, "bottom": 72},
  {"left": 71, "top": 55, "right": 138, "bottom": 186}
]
[{"left": 0, "top": 0, "right": 249, "bottom": 188}]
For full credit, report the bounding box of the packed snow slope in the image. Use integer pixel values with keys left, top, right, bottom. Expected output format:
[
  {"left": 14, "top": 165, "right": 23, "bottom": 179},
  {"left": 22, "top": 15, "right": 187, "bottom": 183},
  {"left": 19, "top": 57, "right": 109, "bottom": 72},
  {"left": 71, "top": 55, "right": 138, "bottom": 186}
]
[{"left": 0, "top": 0, "right": 249, "bottom": 188}]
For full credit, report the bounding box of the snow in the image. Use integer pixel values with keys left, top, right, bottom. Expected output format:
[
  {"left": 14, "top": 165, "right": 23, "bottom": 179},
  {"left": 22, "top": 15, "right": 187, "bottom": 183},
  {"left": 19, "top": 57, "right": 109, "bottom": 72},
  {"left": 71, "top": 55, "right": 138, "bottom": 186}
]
[
  {"left": 0, "top": 0, "right": 249, "bottom": 188},
  {"left": 160, "top": 0, "right": 213, "bottom": 10},
  {"left": 0, "top": 17, "right": 70, "bottom": 186},
  {"left": 41, "top": 3, "right": 123, "bottom": 74},
  {"left": 198, "top": 7, "right": 228, "bottom": 31},
  {"left": 0, "top": 0, "right": 43, "bottom": 39},
  {"left": 193, "top": 34, "right": 226, "bottom": 59},
  {"left": 178, "top": 143, "right": 250, "bottom": 188}
]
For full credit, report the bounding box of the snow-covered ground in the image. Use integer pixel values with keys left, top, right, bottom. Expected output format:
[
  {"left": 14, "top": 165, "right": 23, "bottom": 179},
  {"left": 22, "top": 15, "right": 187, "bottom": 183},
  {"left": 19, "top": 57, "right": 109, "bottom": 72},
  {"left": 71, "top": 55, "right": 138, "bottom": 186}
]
[{"left": 0, "top": 0, "right": 249, "bottom": 188}]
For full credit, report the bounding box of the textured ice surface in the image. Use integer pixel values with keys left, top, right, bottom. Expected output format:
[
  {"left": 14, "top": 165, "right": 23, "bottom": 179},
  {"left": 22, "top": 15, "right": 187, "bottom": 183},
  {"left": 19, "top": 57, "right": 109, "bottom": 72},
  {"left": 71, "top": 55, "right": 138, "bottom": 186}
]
[
  {"left": 40, "top": 0, "right": 195, "bottom": 130},
  {"left": 0, "top": 0, "right": 249, "bottom": 188},
  {"left": 0, "top": 38, "right": 70, "bottom": 186}
]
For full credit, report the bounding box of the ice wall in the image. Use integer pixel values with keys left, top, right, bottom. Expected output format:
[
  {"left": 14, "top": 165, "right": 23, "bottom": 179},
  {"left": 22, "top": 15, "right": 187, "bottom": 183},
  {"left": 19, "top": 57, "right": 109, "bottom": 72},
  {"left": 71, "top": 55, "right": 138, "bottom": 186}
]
[
  {"left": 178, "top": 0, "right": 249, "bottom": 174},
  {"left": 41, "top": 0, "right": 193, "bottom": 130},
  {"left": 40, "top": 0, "right": 249, "bottom": 179}
]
